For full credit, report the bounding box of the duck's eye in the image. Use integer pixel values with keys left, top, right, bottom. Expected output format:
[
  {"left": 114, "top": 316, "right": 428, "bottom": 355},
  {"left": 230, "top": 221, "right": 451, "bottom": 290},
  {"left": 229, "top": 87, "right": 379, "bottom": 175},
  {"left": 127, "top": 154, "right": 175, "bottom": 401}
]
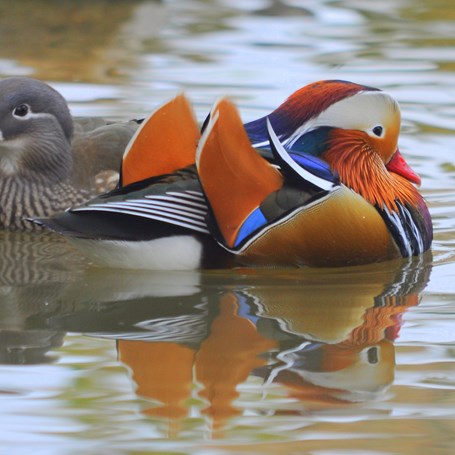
[
  {"left": 366, "top": 346, "right": 379, "bottom": 364},
  {"left": 13, "top": 104, "right": 30, "bottom": 118},
  {"left": 372, "top": 125, "right": 383, "bottom": 137}
]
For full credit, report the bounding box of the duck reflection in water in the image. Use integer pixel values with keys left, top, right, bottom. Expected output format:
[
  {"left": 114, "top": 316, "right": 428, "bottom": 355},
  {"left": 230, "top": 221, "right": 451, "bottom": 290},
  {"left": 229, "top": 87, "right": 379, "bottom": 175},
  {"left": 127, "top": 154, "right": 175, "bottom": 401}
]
[
  {"left": 0, "top": 230, "right": 85, "bottom": 365},
  {"left": 0, "top": 232, "right": 431, "bottom": 435},
  {"left": 115, "top": 256, "right": 431, "bottom": 436}
]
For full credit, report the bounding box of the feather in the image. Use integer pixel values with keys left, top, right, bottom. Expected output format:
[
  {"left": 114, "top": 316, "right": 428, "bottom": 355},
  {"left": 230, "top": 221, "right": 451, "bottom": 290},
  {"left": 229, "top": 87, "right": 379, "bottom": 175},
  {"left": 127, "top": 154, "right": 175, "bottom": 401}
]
[
  {"left": 245, "top": 80, "right": 378, "bottom": 146},
  {"left": 266, "top": 118, "right": 335, "bottom": 191},
  {"left": 121, "top": 94, "right": 199, "bottom": 186},
  {"left": 376, "top": 201, "right": 432, "bottom": 257}
]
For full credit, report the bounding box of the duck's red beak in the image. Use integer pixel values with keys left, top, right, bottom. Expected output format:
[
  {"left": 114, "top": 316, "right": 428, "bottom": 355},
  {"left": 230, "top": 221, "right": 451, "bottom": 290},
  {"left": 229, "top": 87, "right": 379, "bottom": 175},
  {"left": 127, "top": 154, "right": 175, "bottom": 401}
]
[{"left": 386, "top": 149, "right": 421, "bottom": 186}]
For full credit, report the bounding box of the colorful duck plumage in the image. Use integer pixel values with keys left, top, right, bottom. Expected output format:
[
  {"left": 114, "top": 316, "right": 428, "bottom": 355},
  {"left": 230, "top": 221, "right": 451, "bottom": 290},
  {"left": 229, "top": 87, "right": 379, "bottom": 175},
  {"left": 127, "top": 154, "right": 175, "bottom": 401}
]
[{"left": 32, "top": 80, "right": 432, "bottom": 269}]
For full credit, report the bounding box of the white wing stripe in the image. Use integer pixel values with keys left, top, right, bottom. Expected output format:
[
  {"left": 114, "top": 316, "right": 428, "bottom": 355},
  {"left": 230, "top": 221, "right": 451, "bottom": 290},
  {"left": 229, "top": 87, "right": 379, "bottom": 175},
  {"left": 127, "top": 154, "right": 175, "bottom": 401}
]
[
  {"left": 144, "top": 194, "right": 206, "bottom": 208},
  {"left": 72, "top": 190, "right": 210, "bottom": 234},
  {"left": 76, "top": 204, "right": 207, "bottom": 226},
  {"left": 166, "top": 191, "right": 205, "bottom": 200},
  {"left": 86, "top": 201, "right": 207, "bottom": 221},
  {"left": 72, "top": 207, "right": 210, "bottom": 234},
  {"left": 111, "top": 199, "right": 207, "bottom": 216}
]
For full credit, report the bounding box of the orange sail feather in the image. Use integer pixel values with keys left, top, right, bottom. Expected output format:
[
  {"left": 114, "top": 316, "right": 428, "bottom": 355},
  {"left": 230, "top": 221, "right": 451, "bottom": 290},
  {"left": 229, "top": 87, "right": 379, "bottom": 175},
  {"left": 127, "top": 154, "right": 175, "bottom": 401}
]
[{"left": 122, "top": 94, "right": 200, "bottom": 186}]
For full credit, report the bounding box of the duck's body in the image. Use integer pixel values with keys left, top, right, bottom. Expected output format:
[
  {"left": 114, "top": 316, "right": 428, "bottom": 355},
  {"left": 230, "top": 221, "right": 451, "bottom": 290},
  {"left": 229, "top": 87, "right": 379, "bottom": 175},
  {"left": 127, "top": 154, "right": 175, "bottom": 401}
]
[
  {"left": 34, "top": 94, "right": 232, "bottom": 269},
  {"left": 196, "top": 92, "right": 431, "bottom": 267},
  {"left": 41, "top": 166, "right": 232, "bottom": 269},
  {"left": 33, "top": 81, "right": 432, "bottom": 269},
  {"left": 0, "top": 77, "right": 139, "bottom": 229}
]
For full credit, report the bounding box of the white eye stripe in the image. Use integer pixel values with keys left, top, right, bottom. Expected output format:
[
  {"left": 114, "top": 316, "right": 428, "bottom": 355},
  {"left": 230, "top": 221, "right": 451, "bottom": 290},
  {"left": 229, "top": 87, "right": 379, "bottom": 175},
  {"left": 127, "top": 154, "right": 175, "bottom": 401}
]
[
  {"left": 311, "top": 91, "right": 399, "bottom": 130},
  {"left": 285, "top": 91, "right": 399, "bottom": 148},
  {"left": 13, "top": 108, "right": 54, "bottom": 121}
]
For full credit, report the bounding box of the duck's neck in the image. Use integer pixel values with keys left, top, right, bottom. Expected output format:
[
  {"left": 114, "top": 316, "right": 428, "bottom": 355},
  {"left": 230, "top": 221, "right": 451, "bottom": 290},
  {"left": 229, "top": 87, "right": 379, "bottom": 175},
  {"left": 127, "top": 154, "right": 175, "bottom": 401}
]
[{"left": 0, "top": 134, "right": 73, "bottom": 185}]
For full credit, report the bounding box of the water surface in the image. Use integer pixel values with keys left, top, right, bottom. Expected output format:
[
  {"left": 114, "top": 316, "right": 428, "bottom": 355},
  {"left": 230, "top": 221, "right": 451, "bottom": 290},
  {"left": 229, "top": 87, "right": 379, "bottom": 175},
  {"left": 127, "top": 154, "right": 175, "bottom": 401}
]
[{"left": 0, "top": 1, "right": 454, "bottom": 453}]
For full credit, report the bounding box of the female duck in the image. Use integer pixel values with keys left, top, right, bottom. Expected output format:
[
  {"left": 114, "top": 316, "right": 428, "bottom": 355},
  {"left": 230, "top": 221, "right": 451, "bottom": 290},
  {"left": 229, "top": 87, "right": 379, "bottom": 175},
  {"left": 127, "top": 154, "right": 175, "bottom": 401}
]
[{"left": 0, "top": 77, "right": 138, "bottom": 230}]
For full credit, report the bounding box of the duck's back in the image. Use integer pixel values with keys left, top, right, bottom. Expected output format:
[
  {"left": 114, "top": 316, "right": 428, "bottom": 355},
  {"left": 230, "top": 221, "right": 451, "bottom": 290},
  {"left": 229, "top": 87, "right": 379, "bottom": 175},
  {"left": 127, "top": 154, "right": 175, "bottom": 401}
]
[{"left": 71, "top": 118, "right": 141, "bottom": 193}]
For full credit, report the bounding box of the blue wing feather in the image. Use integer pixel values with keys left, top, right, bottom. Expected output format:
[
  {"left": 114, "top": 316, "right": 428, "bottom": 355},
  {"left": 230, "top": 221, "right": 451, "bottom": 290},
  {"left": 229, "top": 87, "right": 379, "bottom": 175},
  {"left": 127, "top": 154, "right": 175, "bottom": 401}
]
[{"left": 234, "top": 208, "right": 267, "bottom": 247}]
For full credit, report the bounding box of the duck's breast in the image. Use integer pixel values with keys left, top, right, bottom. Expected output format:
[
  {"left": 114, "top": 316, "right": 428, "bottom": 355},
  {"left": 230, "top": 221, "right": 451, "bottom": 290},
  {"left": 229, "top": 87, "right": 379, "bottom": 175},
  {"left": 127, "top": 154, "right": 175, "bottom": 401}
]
[{"left": 237, "top": 186, "right": 400, "bottom": 267}]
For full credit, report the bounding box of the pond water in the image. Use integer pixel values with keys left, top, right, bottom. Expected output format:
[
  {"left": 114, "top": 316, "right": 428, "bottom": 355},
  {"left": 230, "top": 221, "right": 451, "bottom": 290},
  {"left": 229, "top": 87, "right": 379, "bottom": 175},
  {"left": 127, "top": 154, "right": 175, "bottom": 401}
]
[{"left": 0, "top": 0, "right": 454, "bottom": 453}]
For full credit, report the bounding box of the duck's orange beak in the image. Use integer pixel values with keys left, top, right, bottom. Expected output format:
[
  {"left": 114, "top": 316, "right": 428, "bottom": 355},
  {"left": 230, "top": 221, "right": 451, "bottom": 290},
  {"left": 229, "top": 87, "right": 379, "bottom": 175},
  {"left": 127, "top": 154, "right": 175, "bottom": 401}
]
[{"left": 386, "top": 149, "right": 421, "bottom": 186}]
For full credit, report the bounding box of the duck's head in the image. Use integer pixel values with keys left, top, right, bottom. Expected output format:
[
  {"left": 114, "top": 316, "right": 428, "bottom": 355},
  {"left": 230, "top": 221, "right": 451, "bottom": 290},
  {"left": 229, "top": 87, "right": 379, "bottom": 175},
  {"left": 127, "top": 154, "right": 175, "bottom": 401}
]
[
  {"left": 245, "top": 80, "right": 420, "bottom": 209},
  {"left": 0, "top": 77, "right": 74, "bottom": 183}
]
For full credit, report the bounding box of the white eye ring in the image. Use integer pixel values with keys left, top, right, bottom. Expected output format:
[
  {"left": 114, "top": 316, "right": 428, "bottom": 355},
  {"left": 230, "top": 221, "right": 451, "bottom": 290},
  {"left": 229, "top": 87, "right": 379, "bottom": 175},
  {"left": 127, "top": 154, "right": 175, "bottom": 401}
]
[
  {"left": 371, "top": 125, "right": 384, "bottom": 137},
  {"left": 12, "top": 103, "right": 31, "bottom": 119}
]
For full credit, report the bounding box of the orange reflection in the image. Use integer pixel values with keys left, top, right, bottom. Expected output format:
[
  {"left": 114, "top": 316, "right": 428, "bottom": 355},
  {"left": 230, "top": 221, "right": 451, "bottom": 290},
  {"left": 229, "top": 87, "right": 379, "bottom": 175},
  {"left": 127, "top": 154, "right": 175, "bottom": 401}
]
[
  {"left": 264, "top": 295, "right": 419, "bottom": 408},
  {"left": 195, "top": 293, "right": 277, "bottom": 434},
  {"left": 115, "top": 258, "right": 430, "bottom": 436},
  {"left": 118, "top": 341, "right": 195, "bottom": 419},
  {"left": 117, "top": 292, "right": 277, "bottom": 437}
]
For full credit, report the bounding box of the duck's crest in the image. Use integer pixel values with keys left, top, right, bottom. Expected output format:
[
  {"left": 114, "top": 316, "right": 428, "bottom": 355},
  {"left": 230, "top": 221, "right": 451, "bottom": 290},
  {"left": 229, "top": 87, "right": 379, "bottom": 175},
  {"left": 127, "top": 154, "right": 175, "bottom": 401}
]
[{"left": 245, "top": 80, "right": 379, "bottom": 145}]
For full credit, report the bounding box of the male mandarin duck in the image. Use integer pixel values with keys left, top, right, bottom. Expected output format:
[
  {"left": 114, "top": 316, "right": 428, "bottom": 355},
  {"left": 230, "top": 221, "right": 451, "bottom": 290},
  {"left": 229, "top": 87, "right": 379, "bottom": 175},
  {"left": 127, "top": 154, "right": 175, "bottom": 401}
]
[
  {"left": 0, "top": 77, "right": 139, "bottom": 230},
  {"left": 32, "top": 80, "right": 433, "bottom": 269}
]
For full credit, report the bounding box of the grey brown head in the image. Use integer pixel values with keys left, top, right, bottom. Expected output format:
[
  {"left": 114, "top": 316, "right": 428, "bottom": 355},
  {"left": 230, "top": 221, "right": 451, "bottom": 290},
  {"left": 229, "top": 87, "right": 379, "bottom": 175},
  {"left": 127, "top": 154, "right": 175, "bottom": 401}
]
[
  {"left": 0, "top": 77, "right": 139, "bottom": 230},
  {"left": 0, "top": 77, "right": 74, "bottom": 184}
]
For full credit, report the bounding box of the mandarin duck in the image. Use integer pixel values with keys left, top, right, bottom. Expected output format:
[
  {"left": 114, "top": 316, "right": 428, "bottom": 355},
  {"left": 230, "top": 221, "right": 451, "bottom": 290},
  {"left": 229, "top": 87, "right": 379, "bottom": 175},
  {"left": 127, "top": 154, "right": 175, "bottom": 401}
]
[
  {"left": 32, "top": 80, "right": 432, "bottom": 269},
  {"left": 0, "top": 77, "right": 139, "bottom": 230}
]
